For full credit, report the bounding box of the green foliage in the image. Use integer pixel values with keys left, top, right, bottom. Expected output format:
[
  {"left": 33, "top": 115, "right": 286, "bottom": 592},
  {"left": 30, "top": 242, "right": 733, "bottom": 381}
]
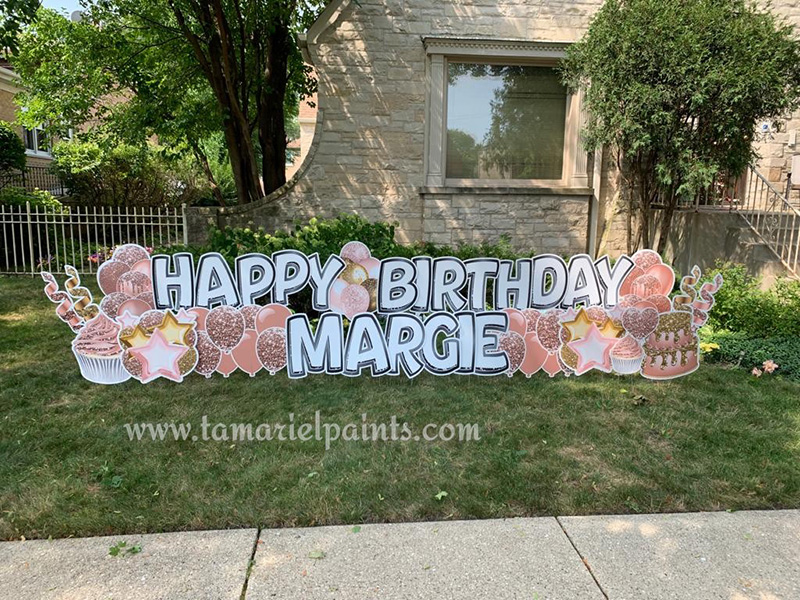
[
  {"left": 0, "top": 0, "right": 38, "bottom": 55},
  {"left": 562, "top": 0, "right": 800, "bottom": 249},
  {"left": 51, "top": 139, "right": 212, "bottom": 207},
  {"left": 0, "top": 186, "right": 62, "bottom": 210},
  {"left": 0, "top": 120, "right": 26, "bottom": 175},
  {"left": 703, "top": 262, "right": 800, "bottom": 337},
  {"left": 701, "top": 330, "right": 800, "bottom": 381}
]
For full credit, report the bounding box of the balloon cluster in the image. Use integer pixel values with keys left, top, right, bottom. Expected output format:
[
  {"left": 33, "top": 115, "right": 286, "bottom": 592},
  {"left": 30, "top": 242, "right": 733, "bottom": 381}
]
[
  {"left": 328, "top": 241, "right": 381, "bottom": 318},
  {"left": 194, "top": 303, "right": 293, "bottom": 377},
  {"left": 97, "top": 244, "right": 156, "bottom": 320}
]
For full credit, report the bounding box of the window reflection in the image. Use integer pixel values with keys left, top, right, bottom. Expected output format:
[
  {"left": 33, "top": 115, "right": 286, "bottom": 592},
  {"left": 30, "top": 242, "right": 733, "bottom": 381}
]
[{"left": 446, "top": 63, "right": 568, "bottom": 180}]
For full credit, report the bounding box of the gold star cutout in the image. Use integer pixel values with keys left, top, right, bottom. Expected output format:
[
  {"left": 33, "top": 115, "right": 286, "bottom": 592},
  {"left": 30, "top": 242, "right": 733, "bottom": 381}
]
[
  {"left": 120, "top": 324, "right": 151, "bottom": 349},
  {"left": 562, "top": 308, "right": 595, "bottom": 341},
  {"left": 156, "top": 311, "right": 194, "bottom": 346},
  {"left": 598, "top": 318, "right": 624, "bottom": 338}
]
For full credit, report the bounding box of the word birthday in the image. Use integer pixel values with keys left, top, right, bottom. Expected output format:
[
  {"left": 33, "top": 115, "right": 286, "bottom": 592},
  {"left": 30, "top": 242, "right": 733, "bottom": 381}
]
[{"left": 40, "top": 242, "right": 722, "bottom": 385}]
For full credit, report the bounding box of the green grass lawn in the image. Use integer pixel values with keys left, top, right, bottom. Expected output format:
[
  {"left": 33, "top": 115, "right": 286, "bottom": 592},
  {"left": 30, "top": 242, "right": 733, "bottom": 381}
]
[{"left": 2, "top": 275, "right": 800, "bottom": 540}]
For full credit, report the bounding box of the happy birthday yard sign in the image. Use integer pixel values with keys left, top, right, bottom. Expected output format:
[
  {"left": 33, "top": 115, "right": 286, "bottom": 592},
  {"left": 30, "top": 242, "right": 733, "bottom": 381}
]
[{"left": 41, "top": 242, "right": 722, "bottom": 384}]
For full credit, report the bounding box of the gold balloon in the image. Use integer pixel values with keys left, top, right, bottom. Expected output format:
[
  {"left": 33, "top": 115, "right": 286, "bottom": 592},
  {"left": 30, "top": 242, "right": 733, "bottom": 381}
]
[
  {"left": 340, "top": 258, "right": 369, "bottom": 285},
  {"left": 361, "top": 278, "right": 378, "bottom": 312}
]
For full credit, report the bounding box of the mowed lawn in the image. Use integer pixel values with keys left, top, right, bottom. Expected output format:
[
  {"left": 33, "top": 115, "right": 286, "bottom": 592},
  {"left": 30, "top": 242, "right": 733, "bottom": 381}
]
[{"left": 1, "top": 275, "right": 800, "bottom": 540}]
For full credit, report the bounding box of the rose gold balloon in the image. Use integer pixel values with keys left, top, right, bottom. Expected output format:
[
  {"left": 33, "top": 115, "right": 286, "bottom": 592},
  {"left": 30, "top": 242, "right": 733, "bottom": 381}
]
[
  {"left": 255, "top": 304, "right": 292, "bottom": 333},
  {"left": 231, "top": 330, "right": 262, "bottom": 377},
  {"left": 619, "top": 266, "right": 645, "bottom": 297},
  {"left": 130, "top": 259, "right": 152, "bottom": 277},
  {"left": 328, "top": 279, "right": 348, "bottom": 311},
  {"left": 97, "top": 260, "right": 130, "bottom": 295},
  {"left": 216, "top": 352, "right": 238, "bottom": 377},
  {"left": 520, "top": 333, "right": 548, "bottom": 377},
  {"left": 117, "top": 298, "right": 150, "bottom": 318},
  {"left": 502, "top": 308, "right": 527, "bottom": 337},
  {"left": 359, "top": 257, "right": 381, "bottom": 279},
  {"left": 542, "top": 353, "right": 562, "bottom": 377},
  {"left": 645, "top": 263, "right": 676, "bottom": 296},
  {"left": 188, "top": 307, "right": 209, "bottom": 331}
]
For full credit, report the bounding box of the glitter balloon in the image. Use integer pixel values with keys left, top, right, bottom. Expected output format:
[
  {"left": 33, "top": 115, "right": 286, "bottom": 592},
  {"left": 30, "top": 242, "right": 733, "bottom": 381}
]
[
  {"left": 340, "top": 259, "right": 369, "bottom": 286},
  {"left": 117, "top": 271, "right": 152, "bottom": 296},
  {"left": 536, "top": 312, "right": 562, "bottom": 354},
  {"left": 135, "top": 292, "right": 155, "bottom": 309},
  {"left": 521, "top": 308, "right": 541, "bottom": 334},
  {"left": 340, "top": 241, "right": 371, "bottom": 264},
  {"left": 122, "top": 348, "right": 143, "bottom": 379},
  {"left": 138, "top": 310, "right": 166, "bottom": 333},
  {"left": 618, "top": 294, "right": 643, "bottom": 309},
  {"left": 240, "top": 304, "right": 261, "bottom": 330},
  {"left": 257, "top": 327, "right": 287, "bottom": 374},
  {"left": 195, "top": 331, "right": 221, "bottom": 377},
  {"left": 498, "top": 331, "right": 525, "bottom": 376},
  {"left": 100, "top": 292, "right": 131, "bottom": 319},
  {"left": 340, "top": 284, "right": 370, "bottom": 319},
  {"left": 97, "top": 260, "right": 130, "bottom": 295},
  {"left": 586, "top": 306, "right": 607, "bottom": 323},
  {"left": 178, "top": 347, "right": 198, "bottom": 376},
  {"left": 130, "top": 258, "right": 151, "bottom": 276},
  {"left": 645, "top": 294, "right": 672, "bottom": 314},
  {"left": 361, "top": 278, "right": 378, "bottom": 312},
  {"left": 631, "top": 274, "right": 661, "bottom": 298},
  {"left": 633, "top": 249, "right": 662, "bottom": 271},
  {"left": 112, "top": 244, "right": 150, "bottom": 267},
  {"left": 206, "top": 305, "right": 245, "bottom": 353}
]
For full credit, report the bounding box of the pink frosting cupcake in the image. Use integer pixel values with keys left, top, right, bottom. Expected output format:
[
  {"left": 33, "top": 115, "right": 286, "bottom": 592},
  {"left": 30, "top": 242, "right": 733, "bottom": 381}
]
[
  {"left": 72, "top": 314, "right": 130, "bottom": 384},
  {"left": 611, "top": 334, "right": 644, "bottom": 375}
]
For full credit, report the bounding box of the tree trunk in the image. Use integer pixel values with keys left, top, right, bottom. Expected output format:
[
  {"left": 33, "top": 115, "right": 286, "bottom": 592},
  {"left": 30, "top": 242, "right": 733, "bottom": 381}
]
[
  {"left": 656, "top": 186, "right": 677, "bottom": 255},
  {"left": 189, "top": 139, "right": 225, "bottom": 206},
  {"left": 258, "top": 25, "right": 290, "bottom": 195}
]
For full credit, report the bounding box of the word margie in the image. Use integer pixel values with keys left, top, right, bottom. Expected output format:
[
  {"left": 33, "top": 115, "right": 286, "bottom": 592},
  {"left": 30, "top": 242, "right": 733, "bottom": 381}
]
[{"left": 150, "top": 251, "right": 636, "bottom": 311}]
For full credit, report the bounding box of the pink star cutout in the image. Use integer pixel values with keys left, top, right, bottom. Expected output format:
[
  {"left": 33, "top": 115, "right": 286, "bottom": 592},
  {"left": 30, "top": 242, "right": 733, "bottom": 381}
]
[
  {"left": 566, "top": 323, "right": 617, "bottom": 375},
  {"left": 175, "top": 308, "right": 197, "bottom": 324},
  {"left": 128, "top": 328, "right": 188, "bottom": 383},
  {"left": 116, "top": 310, "right": 139, "bottom": 330}
]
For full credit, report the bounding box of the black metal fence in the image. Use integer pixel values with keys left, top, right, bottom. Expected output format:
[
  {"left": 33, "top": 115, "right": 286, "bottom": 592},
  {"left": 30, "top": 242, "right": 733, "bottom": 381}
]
[{"left": 0, "top": 166, "right": 67, "bottom": 197}]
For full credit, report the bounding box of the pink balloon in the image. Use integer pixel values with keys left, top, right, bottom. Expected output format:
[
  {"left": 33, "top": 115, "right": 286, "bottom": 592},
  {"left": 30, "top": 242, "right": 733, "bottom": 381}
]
[
  {"left": 328, "top": 279, "right": 348, "bottom": 312},
  {"left": 359, "top": 257, "right": 381, "bottom": 279},
  {"left": 619, "top": 266, "right": 645, "bottom": 298},
  {"left": 231, "top": 330, "right": 262, "bottom": 377},
  {"left": 645, "top": 263, "right": 676, "bottom": 296},
  {"left": 117, "top": 298, "right": 150, "bottom": 318},
  {"left": 543, "top": 353, "right": 563, "bottom": 378},
  {"left": 130, "top": 259, "right": 152, "bottom": 277},
  {"left": 520, "top": 333, "right": 548, "bottom": 377},
  {"left": 216, "top": 352, "right": 238, "bottom": 377},
  {"left": 503, "top": 308, "right": 527, "bottom": 337},
  {"left": 339, "top": 284, "right": 370, "bottom": 319},
  {"left": 96, "top": 260, "right": 130, "bottom": 295},
  {"left": 188, "top": 307, "right": 209, "bottom": 331},
  {"left": 255, "top": 304, "right": 292, "bottom": 333}
]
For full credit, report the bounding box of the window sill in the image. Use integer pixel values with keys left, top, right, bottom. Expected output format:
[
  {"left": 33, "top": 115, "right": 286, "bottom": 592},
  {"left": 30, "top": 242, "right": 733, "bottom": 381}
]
[
  {"left": 25, "top": 150, "right": 52, "bottom": 159},
  {"left": 419, "top": 184, "right": 592, "bottom": 196}
]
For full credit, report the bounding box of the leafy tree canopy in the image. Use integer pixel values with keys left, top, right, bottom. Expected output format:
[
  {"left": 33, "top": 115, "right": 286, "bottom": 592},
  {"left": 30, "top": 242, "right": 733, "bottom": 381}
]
[
  {"left": 562, "top": 0, "right": 800, "bottom": 252},
  {"left": 0, "top": 0, "right": 39, "bottom": 56},
  {"left": 0, "top": 119, "right": 26, "bottom": 174}
]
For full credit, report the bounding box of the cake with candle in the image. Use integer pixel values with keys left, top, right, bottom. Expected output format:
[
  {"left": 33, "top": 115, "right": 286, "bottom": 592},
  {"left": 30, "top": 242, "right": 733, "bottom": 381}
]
[{"left": 641, "top": 311, "right": 699, "bottom": 380}]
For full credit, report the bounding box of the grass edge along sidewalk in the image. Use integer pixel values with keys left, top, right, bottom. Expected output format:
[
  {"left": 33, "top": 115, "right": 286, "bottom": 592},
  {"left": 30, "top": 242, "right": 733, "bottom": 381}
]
[{"left": 2, "top": 275, "right": 800, "bottom": 540}]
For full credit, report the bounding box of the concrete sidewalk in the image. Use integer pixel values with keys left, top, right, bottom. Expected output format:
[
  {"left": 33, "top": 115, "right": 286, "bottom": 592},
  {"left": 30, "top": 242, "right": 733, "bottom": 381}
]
[{"left": 1, "top": 510, "right": 798, "bottom": 599}]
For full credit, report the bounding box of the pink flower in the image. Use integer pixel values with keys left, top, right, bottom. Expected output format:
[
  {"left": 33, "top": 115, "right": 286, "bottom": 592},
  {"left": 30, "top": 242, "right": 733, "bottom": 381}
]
[
  {"left": 762, "top": 360, "right": 778, "bottom": 374},
  {"left": 751, "top": 367, "right": 763, "bottom": 378}
]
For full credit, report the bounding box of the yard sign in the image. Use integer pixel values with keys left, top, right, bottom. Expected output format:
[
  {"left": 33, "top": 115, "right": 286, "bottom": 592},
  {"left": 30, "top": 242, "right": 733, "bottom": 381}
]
[{"left": 41, "top": 242, "right": 722, "bottom": 384}]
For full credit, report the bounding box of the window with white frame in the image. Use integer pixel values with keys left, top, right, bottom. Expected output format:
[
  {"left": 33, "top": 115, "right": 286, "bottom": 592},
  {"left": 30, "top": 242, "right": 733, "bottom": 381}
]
[
  {"left": 22, "top": 126, "right": 51, "bottom": 156},
  {"left": 424, "top": 38, "right": 588, "bottom": 188}
]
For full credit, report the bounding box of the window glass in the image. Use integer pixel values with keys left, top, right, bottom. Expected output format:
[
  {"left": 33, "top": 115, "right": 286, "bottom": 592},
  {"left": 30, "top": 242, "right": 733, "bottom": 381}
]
[
  {"left": 446, "top": 63, "right": 567, "bottom": 180},
  {"left": 23, "top": 127, "right": 36, "bottom": 152},
  {"left": 36, "top": 128, "right": 50, "bottom": 153}
]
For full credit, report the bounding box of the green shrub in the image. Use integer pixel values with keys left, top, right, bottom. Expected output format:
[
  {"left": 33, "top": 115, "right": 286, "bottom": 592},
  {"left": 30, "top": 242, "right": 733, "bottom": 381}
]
[
  {"left": 703, "top": 262, "right": 800, "bottom": 337},
  {"left": 0, "top": 186, "right": 63, "bottom": 210},
  {"left": 52, "top": 139, "right": 211, "bottom": 207},
  {"left": 701, "top": 329, "right": 800, "bottom": 380},
  {"left": 0, "top": 120, "right": 26, "bottom": 175}
]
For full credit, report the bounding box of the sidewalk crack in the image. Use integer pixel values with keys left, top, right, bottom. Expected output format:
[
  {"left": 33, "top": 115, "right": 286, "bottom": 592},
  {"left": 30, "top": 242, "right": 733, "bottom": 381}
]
[
  {"left": 240, "top": 527, "right": 262, "bottom": 600},
  {"left": 556, "top": 517, "right": 609, "bottom": 600}
]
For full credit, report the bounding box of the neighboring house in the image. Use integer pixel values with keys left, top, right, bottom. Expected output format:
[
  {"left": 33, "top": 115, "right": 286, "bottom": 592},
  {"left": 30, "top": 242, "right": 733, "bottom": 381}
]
[{"left": 187, "top": 0, "right": 800, "bottom": 282}]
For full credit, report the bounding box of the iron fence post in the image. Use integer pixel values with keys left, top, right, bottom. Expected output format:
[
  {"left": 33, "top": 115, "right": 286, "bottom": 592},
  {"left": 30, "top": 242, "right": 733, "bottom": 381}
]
[
  {"left": 182, "top": 203, "right": 188, "bottom": 246},
  {"left": 26, "top": 201, "right": 35, "bottom": 275}
]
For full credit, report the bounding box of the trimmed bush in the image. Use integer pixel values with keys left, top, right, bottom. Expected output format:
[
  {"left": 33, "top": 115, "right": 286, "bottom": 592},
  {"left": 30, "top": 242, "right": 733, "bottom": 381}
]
[{"left": 701, "top": 330, "right": 800, "bottom": 381}]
